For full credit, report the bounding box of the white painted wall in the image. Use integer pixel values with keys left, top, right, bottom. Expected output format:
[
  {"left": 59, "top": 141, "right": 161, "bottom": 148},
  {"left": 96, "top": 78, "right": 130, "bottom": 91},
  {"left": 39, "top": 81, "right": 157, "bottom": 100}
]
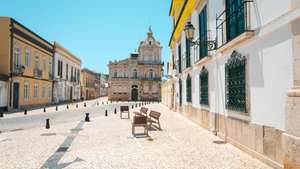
[
  {"left": 0, "top": 81, "right": 8, "bottom": 109},
  {"left": 172, "top": 0, "right": 295, "bottom": 130}
]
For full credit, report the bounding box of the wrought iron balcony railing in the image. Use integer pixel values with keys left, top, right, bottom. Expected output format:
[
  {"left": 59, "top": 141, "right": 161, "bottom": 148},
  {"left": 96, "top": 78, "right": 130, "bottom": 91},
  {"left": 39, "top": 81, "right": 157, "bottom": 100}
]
[
  {"left": 216, "top": 0, "right": 253, "bottom": 48},
  {"left": 34, "top": 68, "right": 42, "bottom": 78},
  {"left": 12, "top": 64, "right": 25, "bottom": 75}
]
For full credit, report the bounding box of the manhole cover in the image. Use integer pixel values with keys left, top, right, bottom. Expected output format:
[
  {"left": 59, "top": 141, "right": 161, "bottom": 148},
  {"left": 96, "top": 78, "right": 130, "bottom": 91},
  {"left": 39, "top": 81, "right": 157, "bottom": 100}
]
[
  {"left": 41, "top": 133, "right": 56, "bottom": 136},
  {"left": 56, "top": 147, "right": 69, "bottom": 152}
]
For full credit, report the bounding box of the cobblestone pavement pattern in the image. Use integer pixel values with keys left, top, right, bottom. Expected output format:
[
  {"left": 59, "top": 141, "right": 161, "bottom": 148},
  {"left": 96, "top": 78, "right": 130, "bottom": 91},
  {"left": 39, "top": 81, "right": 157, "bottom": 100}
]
[{"left": 0, "top": 103, "right": 273, "bottom": 169}]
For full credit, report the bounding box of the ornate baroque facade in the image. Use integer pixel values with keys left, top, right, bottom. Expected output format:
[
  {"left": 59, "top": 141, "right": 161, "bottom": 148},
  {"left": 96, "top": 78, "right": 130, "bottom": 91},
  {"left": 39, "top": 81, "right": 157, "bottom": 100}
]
[{"left": 108, "top": 28, "right": 162, "bottom": 101}]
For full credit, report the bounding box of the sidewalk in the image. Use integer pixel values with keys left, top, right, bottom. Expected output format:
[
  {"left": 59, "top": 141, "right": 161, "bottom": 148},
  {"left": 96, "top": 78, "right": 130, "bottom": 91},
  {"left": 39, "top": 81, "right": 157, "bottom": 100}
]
[
  {"left": 0, "top": 103, "right": 272, "bottom": 169},
  {"left": 1, "top": 97, "right": 108, "bottom": 119}
]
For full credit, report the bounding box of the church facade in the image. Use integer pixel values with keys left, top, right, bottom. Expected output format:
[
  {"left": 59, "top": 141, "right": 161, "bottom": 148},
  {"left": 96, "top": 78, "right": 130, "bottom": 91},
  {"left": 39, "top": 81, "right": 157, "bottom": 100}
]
[{"left": 108, "top": 28, "right": 163, "bottom": 101}]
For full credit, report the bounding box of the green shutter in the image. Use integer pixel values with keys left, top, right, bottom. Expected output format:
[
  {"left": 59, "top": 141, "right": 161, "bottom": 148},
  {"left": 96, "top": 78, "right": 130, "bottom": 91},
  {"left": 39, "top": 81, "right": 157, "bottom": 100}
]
[
  {"left": 186, "top": 75, "right": 192, "bottom": 102},
  {"left": 199, "top": 5, "right": 208, "bottom": 59},
  {"left": 200, "top": 67, "right": 209, "bottom": 105},
  {"left": 226, "top": 0, "right": 245, "bottom": 41}
]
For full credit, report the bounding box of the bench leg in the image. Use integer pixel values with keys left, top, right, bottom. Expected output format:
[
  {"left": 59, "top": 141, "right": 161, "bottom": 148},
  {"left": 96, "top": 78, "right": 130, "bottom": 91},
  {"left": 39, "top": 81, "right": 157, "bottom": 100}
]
[
  {"left": 132, "top": 125, "right": 135, "bottom": 136},
  {"left": 158, "top": 120, "right": 161, "bottom": 130}
]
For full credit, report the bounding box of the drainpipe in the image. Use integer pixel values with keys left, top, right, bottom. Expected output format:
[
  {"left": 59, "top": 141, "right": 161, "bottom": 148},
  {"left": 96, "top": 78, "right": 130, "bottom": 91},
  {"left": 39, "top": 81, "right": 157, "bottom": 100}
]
[
  {"left": 215, "top": 53, "right": 228, "bottom": 143},
  {"left": 8, "top": 19, "right": 14, "bottom": 110}
]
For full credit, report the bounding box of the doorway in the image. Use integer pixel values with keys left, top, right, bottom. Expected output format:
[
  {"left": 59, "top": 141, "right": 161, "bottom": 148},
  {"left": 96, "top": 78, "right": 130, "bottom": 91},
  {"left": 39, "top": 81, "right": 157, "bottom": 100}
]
[
  {"left": 13, "top": 82, "right": 19, "bottom": 109},
  {"left": 131, "top": 86, "right": 138, "bottom": 101}
]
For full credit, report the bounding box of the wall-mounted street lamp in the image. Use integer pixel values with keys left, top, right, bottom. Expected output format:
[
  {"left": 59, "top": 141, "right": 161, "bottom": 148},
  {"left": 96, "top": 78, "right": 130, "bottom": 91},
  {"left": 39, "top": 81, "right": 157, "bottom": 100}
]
[{"left": 184, "top": 21, "right": 216, "bottom": 51}]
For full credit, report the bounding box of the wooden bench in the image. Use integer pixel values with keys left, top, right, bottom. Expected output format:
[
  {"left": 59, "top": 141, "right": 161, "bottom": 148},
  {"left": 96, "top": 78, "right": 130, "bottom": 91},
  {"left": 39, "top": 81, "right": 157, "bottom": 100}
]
[
  {"left": 132, "top": 115, "right": 148, "bottom": 136},
  {"left": 120, "top": 106, "right": 130, "bottom": 119},
  {"left": 148, "top": 110, "right": 161, "bottom": 130},
  {"left": 133, "top": 107, "right": 148, "bottom": 117}
]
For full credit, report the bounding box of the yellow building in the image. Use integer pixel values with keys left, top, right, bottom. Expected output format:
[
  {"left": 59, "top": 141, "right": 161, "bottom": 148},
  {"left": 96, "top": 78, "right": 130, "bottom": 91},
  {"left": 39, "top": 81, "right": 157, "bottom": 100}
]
[{"left": 0, "top": 17, "right": 53, "bottom": 110}]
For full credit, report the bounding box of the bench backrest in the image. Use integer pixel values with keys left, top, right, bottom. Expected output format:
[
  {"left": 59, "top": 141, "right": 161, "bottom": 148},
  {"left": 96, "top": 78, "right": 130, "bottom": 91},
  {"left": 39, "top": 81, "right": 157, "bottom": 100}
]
[
  {"left": 140, "top": 107, "right": 148, "bottom": 115},
  {"left": 133, "top": 115, "right": 147, "bottom": 125},
  {"left": 120, "top": 106, "right": 129, "bottom": 112},
  {"left": 149, "top": 111, "right": 161, "bottom": 119}
]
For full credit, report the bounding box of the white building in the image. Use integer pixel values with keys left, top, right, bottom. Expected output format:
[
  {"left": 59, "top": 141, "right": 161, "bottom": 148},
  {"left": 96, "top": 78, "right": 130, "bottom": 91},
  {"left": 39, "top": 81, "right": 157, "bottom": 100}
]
[
  {"left": 168, "top": 0, "right": 300, "bottom": 168},
  {"left": 0, "top": 75, "right": 8, "bottom": 112},
  {"left": 53, "top": 42, "right": 81, "bottom": 104}
]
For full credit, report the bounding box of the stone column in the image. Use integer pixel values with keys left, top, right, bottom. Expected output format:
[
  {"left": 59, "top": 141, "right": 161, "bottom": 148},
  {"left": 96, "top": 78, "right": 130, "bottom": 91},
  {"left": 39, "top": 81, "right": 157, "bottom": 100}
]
[{"left": 283, "top": 17, "right": 300, "bottom": 169}]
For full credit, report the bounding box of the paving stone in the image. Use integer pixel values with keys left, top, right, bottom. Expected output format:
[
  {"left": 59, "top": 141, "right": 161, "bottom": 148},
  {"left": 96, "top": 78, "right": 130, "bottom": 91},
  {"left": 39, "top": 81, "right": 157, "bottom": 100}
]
[{"left": 0, "top": 103, "right": 272, "bottom": 169}]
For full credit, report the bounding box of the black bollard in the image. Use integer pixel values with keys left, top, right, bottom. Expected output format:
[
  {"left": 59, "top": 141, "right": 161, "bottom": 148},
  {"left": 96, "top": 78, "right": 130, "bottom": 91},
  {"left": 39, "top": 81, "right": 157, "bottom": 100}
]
[
  {"left": 84, "top": 102, "right": 86, "bottom": 107},
  {"left": 114, "top": 108, "right": 117, "bottom": 114},
  {"left": 45, "top": 119, "right": 50, "bottom": 129},
  {"left": 66, "top": 105, "right": 69, "bottom": 109},
  {"left": 136, "top": 104, "right": 137, "bottom": 108},
  {"left": 97, "top": 102, "right": 99, "bottom": 106},
  {"left": 132, "top": 105, "right": 134, "bottom": 109},
  {"left": 44, "top": 107, "right": 46, "bottom": 112},
  {"left": 0, "top": 112, "right": 3, "bottom": 118},
  {"left": 85, "top": 113, "right": 90, "bottom": 122},
  {"left": 102, "top": 102, "right": 104, "bottom": 105},
  {"left": 105, "top": 110, "right": 108, "bottom": 116},
  {"left": 24, "top": 109, "right": 27, "bottom": 115},
  {"left": 56, "top": 105, "right": 58, "bottom": 111},
  {"left": 76, "top": 104, "right": 78, "bottom": 108}
]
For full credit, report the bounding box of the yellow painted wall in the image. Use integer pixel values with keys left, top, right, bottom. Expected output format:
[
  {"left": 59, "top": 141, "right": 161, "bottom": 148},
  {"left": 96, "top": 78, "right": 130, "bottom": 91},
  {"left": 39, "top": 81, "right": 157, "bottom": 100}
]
[
  {"left": 0, "top": 17, "right": 11, "bottom": 75},
  {"left": 13, "top": 38, "right": 53, "bottom": 80},
  {"left": 13, "top": 76, "right": 52, "bottom": 106},
  {"left": 169, "top": 0, "right": 197, "bottom": 48}
]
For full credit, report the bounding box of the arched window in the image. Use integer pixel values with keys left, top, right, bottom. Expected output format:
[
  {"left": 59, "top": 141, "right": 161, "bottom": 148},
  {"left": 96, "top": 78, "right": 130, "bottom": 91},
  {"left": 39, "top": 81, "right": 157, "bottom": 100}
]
[
  {"left": 186, "top": 75, "right": 192, "bottom": 102},
  {"left": 199, "top": 67, "right": 209, "bottom": 105},
  {"left": 149, "top": 69, "right": 154, "bottom": 79},
  {"left": 132, "top": 69, "right": 137, "bottom": 78},
  {"left": 225, "top": 51, "right": 246, "bottom": 112}
]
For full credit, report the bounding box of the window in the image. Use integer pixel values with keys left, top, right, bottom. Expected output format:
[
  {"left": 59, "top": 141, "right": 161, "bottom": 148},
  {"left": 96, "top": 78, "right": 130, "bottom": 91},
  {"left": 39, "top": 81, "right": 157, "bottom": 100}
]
[
  {"left": 48, "top": 60, "right": 52, "bottom": 74},
  {"left": 199, "top": 5, "right": 208, "bottom": 60},
  {"left": 179, "top": 79, "right": 182, "bottom": 105},
  {"left": 34, "top": 82, "right": 38, "bottom": 98},
  {"left": 48, "top": 85, "right": 51, "bottom": 98},
  {"left": 199, "top": 67, "right": 209, "bottom": 105},
  {"left": 34, "top": 53, "right": 40, "bottom": 69},
  {"left": 66, "top": 64, "right": 69, "bottom": 80},
  {"left": 149, "top": 69, "right": 154, "bottom": 79},
  {"left": 226, "top": 0, "right": 245, "bottom": 41},
  {"left": 185, "top": 37, "right": 191, "bottom": 68},
  {"left": 24, "top": 82, "right": 29, "bottom": 100},
  {"left": 178, "top": 44, "right": 182, "bottom": 73},
  {"left": 42, "top": 83, "right": 46, "bottom": 98},
  {"left": 132, "top": 69, "right": 137, "bottom": 78},
  {"left": 13, "top": 44, "right": 21, "bottom": 66},
  {"left": 186, "top": 75, "right": 192, "bottom": 102},
  {"left": 25, "top": 48, "right": 31, "bottom": 67},
  {"left": 114, "top": 71, "right": 117, "bottom": 78},
  {"left": 225, "top": 51, "right": 246, "bottom": 112},
  {"left": 43, "top": 58, "right": 47, "bottom": 71}
]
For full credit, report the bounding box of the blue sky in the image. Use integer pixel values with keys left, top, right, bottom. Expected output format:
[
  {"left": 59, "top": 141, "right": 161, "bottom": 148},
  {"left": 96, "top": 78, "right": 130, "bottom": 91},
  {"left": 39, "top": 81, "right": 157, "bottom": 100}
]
[{"left": 0, "top": 0, "right": 172, "bottom": 74}]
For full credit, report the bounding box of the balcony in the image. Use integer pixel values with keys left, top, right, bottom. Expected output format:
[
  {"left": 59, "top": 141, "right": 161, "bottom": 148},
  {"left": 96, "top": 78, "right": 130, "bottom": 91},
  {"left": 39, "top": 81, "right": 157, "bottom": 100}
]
[
  {"left": 130, "top": 76, "right": 161, "bottom": 81},
  {"left": 137, "top": 61, "right": 164, "bottom": 65},
  {"left": 12, "top": 64, "right": 25, "bottom": 75},
  {"left": 216, "top": 0, "right": 254, "bottom": 49},
  {"left": 34, "top": 68, "right": 42, "bottom": 78}
]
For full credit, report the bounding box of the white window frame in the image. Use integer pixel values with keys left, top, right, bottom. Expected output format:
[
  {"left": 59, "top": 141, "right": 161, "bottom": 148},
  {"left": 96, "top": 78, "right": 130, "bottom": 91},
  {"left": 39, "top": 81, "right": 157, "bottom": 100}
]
[
  {"left": 25, "top": 48, "right": 31, "bottom": 67},
  {"left": 48, "top": 85, "right": 51, "bottom": 98},
  {"left": 34, "top": 82, "right": 38, "bottom": 98},
  {"left": 13, "top": 43, "right": 21, "bottom": 66},
  {"left": 24, "top": 81, "right": 30, "bottom": 101},
  {"left": 42, "top": 83, "right": 46, "bottom": 98}
]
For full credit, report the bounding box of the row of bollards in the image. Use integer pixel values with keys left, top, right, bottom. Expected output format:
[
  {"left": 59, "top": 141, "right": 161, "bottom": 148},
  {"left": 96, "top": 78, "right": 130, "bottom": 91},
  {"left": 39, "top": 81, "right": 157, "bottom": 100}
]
[{"left": 0, "top": 112, "right": 3, "bottom": 118}]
